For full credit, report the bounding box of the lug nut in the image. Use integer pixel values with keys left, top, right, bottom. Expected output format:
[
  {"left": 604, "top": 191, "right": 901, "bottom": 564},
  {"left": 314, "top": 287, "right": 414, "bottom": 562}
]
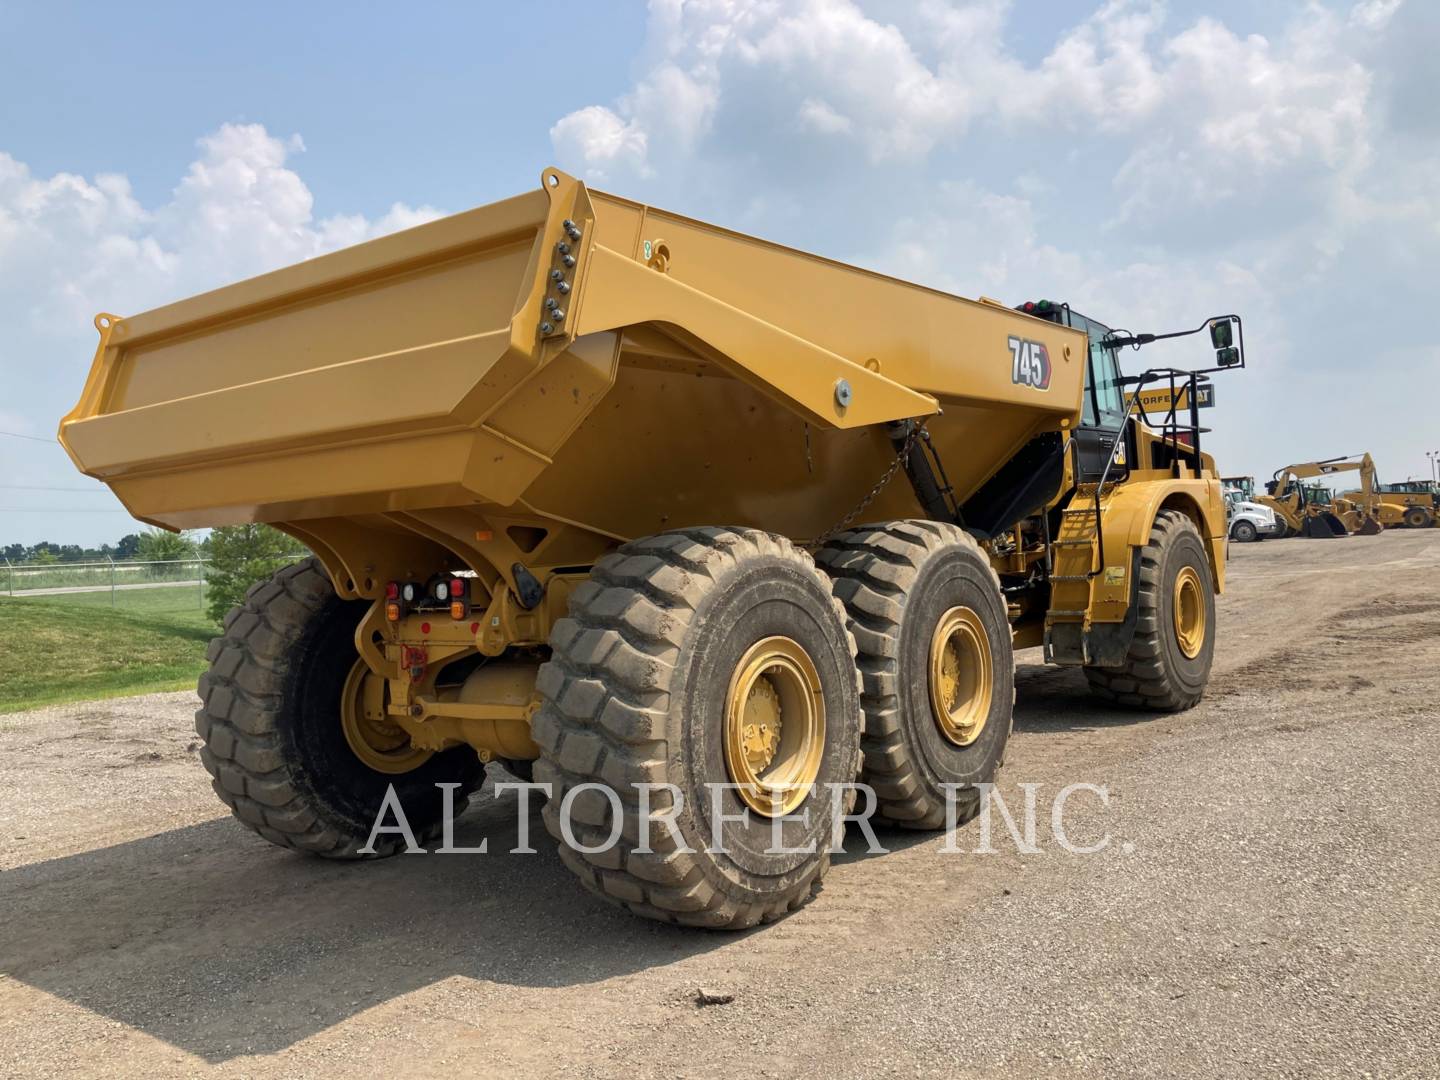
[
  {"left": 545, "top": 297, "right": 558, "bottom": 311},
  {"left": 565, "top": 223, "right": 582, "bottom": 241},
  {"left": 556, "top": 241, "right": 570, "bottom": 256},
  {"left": 540, "top": 321, "right": 554, "bottom": 334},
  {"left": 550, "top": 269, "right": 564, "bottom": 283},
  {"left": 557, "top": 281, "right": 571, "bottom": 294},
  {"left": 552, "top": 309, "right": 565, "bottom": 321},
  {"left": 562, "top": 254, "right": 576, "bottom": 268}
]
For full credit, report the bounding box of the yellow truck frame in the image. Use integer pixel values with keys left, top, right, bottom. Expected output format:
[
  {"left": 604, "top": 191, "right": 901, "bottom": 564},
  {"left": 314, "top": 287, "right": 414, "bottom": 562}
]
[{"left": 60, "top": 169, "right": 1243, "bottom": 927}]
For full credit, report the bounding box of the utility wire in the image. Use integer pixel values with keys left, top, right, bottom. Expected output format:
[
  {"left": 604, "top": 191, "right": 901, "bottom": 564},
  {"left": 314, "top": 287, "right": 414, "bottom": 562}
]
[
  {"left": 0, "top": 484, "right": 110, "bottom": 493},
  {"left": 0, "top": 507, "right": 132, "bottom": 513},
  {"left": 0, "top": 431, "right": 56, "bottom": 443}
]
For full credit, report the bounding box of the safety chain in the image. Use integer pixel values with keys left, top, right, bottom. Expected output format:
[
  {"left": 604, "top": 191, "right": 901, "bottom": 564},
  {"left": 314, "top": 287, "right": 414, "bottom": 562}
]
[{"left": 805, "top": 420, "right": 926, "bottom": 550}]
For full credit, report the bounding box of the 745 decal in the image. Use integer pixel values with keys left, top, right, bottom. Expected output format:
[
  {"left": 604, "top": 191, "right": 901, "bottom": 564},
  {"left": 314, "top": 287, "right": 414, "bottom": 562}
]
[{"left": 1008, "top": 336, "right": 1051, "bottom": 390}]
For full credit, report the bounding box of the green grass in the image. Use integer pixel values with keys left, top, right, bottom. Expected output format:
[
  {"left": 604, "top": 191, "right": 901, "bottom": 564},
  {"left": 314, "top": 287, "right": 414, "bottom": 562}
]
[{"left": 0, "top": 591, "right": 218, "bottom": 713}]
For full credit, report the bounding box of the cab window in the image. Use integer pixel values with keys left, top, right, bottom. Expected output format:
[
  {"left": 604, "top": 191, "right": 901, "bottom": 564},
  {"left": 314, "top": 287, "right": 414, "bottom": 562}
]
[{"left": 1066, "top": 311, "right": 1127, "bottom": 430}]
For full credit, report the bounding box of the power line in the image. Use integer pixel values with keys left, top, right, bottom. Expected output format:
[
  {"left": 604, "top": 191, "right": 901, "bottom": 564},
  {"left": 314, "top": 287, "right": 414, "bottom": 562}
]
[
  {"left": 0, "top": 484, "right": 111, "bottom": 493},
  {"left": 0, "top": 507, "right": 133, "bottom": 513},
  {"left": 0, "top": 431, "right": 56, "bottom": 443}
]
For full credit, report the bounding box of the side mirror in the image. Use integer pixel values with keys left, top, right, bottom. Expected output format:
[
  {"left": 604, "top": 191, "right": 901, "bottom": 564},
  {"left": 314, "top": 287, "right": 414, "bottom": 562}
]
[{"left": 1210, "top": 318, "right": 1241, "bottom": 366}]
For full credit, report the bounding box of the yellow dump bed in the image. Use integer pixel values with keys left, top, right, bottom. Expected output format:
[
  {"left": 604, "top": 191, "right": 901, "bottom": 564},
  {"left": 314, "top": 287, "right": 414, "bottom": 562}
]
[{"left": 60, "top": 168, "right": 1086, "bottom": 550}]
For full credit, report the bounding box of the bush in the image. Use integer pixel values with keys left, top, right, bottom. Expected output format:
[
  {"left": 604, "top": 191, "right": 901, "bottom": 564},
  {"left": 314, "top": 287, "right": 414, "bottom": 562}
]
[
  {"left": 204, "top": 525, "right": 309, "bottom": 625},
  {"left": 137, "top": 527, "right": 198, "bottom": 563}
]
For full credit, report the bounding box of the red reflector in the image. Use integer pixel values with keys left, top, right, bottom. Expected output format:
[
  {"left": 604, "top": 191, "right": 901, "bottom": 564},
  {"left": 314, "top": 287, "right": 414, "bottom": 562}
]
[
  {"left": 385, "top": 581, "right": 399, "bottom": 600},
  {"left": 470, "top": 621, "right": 480, "bottom": 634},
  {"left": 420, "top": 622, "right": 431, "bottom": 635}
]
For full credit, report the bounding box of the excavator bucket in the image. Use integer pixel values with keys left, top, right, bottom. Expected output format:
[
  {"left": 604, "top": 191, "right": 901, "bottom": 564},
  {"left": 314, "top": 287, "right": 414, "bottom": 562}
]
[{"left": 1355, "top": 516, "right": 1384, "bottom": 536}]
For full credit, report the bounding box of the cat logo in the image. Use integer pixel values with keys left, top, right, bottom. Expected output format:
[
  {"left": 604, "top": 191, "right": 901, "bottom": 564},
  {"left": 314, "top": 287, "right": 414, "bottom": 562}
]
[{"left": 1008, "top": 336, "right": 1051, "bottom": 390}]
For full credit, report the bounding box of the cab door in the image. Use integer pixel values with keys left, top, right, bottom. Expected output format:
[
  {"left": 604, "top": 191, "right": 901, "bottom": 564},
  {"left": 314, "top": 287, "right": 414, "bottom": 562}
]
[{"left": 1074, "top": 337, "right": 1129, "bottom": 483}]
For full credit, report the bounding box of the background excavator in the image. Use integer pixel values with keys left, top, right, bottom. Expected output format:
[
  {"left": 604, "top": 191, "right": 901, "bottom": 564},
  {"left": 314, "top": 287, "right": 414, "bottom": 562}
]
[{"left": 1257, "top": 456, "right": 1373, "bottom": 538}]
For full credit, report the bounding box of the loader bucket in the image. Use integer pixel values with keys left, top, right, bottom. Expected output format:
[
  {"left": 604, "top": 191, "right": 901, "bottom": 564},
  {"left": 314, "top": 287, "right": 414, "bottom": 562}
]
[
  {"left": 1299, "top": 512, "right": 1348, "bottom": 538},
  {"left": 1355, "top": 516, "right": 1384, "bottom": 536}
]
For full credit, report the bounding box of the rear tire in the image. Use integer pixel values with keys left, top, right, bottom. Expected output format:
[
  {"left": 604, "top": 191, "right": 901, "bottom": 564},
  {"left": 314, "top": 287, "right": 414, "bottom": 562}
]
[
  {"left": 195, "top": 558, "right": 484, "bottom": 857},
  {"left": 817, "top": 521, "right": 1014, "bottom": 830},
  {"left": 1085, "top": 511, "right": 1215, "bottom": 712},
  {"left": 1403, "top": 506, "right": 1432, "bottom": 529},
  {"left": 532, "top": 528, "right": 863, "bottom": 929}
]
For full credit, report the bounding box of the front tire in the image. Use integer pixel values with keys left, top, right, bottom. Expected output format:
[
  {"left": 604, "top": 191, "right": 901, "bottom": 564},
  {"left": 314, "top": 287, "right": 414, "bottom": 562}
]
[
  {"left": 817, "top": 521, "right": 1014, "bottom": 830},
  {"left": 195, "top": 558, "right": 484, "bottom": 857},
  {"left": 1231, "top": 519, "right": 1259, "bottom": 543},
  {"left": 532, "top": 528, "right": 863, "bottom": 929},
  {"left": 1085, "top": 511, "right": 1216, "bottom": 711}
]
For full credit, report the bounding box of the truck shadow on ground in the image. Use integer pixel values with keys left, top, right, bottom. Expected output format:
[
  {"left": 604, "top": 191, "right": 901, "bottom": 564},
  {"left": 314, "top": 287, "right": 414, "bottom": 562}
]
[
  {"left": 2, "top": 666, "right": 1156, "bottom": 1062},
  {"left": 1, "top": 777, "right": 940, "bottom": 1062},
  {"left": 1012, "top": 662, "right": 1162, "bottom": 733},
  {"left": 0, "top": 787, "right": 738, "bottom": 1061}
]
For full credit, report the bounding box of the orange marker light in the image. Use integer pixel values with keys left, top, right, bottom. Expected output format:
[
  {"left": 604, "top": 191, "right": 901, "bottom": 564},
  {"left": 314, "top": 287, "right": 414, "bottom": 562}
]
[
  {"left": 451, "top": 600, "right": 466, "bottom": 620},
  {"left": 385, "top": 601, "right": 401, "bottom": 622}
]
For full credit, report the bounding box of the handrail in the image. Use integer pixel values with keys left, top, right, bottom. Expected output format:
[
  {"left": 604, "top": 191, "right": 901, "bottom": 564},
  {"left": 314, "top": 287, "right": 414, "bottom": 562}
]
[{"left": 1081, "top": 367, "right": 1207, "bottom": 580}]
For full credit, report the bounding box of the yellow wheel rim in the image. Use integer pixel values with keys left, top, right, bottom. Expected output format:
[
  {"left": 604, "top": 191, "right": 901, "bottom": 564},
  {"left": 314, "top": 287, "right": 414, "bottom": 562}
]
[
  {"left": 928, "top": 606, "right": 993, "bottom": 747},
  {"left": 1172, "top": 565, "right": 1206, "bottom": 660},
  {"left": 340, "top": 659, "right": 432, "bottom": 775},
  {"left": 723, "top": 636, "right": 826, "bottom": 818}
]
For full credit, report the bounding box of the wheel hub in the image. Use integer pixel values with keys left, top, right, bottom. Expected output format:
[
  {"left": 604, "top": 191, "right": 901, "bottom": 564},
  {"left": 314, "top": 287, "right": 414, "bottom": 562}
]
[
  {"left": 1172, "top": 565, "right": 1206, "bottom": 660},
  {"left": 340, "top": 659, "right": 433, "bottom": 774},
  {"left": 928, "top": 606, "right": 993, "bottom": 747},
  {"left": 724, "top": 637, "right": 825, "bottom": 818}
]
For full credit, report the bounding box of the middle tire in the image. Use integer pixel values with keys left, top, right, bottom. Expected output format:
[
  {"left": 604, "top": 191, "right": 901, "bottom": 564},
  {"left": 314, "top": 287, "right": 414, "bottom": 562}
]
[
  {"left": 1403, "top": 505, "right": 1432, "bottom": 529},
  {"left": 532, "top": 527, "right": 862, "bottom": 929},
  {"left": 817, "top": 521, "right": 1014, "bottom": 830}
]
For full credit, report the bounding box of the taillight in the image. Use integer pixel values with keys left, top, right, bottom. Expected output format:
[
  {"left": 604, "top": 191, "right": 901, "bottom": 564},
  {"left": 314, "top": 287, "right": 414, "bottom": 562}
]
[
  {"left": 385, "top": 581, "right": 399, "bottom": 600},
  {"left": 448, "top": 577, "right": 470, "bottom": 619}
]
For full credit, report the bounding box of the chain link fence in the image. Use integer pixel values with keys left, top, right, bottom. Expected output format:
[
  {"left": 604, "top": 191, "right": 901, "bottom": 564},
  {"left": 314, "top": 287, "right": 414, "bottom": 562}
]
[{"left": 2, "top": 558, "right": 211, "bottom": 617}]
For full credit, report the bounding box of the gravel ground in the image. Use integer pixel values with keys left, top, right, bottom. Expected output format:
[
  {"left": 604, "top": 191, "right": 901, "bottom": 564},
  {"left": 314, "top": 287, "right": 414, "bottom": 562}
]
[{"left": 2, "top": 531, "right": 1438, "bottom": 1078}]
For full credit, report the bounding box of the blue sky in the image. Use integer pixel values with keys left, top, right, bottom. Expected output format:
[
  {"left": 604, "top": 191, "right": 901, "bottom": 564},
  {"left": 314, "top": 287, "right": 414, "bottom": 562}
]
[{"left": 2, "top": 0, "right": 1437, "bottom": 546}]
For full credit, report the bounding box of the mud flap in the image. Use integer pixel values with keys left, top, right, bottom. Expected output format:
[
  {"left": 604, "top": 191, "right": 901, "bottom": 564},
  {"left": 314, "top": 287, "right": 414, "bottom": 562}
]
[{"left": 1044, "top": 549, "right": 1142, "bottom": 668}]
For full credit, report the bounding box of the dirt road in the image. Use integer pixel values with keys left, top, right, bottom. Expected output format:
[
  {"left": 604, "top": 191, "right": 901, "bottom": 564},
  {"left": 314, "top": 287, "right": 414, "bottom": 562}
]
[{"left": 3, "top": 531, "right": 1438, "bottom": 1078}]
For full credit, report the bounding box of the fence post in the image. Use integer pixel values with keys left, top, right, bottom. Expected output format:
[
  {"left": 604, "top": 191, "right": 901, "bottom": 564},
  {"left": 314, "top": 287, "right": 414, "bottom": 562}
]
[
  {"left": 108, "top": 555, "right": 116, "bottom": 607},
  {"left": 198, "top": 558, "right": 205, "bottom": 612},
  {"left": 4, "top": 558, "right": 11, "bottom": 597}
]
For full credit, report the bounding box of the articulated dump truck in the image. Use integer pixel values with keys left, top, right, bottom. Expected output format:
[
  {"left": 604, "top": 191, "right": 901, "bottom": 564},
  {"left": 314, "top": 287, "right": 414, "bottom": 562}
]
[{"left": 60, "top": 169, "right": 1245, "bottom": 928}]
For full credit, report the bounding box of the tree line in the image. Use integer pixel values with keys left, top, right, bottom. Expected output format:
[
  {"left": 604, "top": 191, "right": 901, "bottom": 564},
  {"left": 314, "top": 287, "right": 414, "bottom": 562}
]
[{"left": 4, "top": 525, "right": 309, "bottom": 625}]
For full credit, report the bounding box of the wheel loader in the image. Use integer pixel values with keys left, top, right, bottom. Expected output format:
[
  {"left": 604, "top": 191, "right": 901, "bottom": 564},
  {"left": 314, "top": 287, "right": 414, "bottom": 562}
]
[
  {"left": 58, "top": 169, "right": 1245, "bottom": 928},
  {"left": 1336, "top": 477, "right": 1438, "bottom": 529}
]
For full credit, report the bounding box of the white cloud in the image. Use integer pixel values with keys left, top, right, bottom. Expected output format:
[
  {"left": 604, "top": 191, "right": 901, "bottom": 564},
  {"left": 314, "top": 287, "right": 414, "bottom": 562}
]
[
  {"left": 546, "top": 0, "right": 1439, "bottom": 482},
  {"left": 0, "top": 122, "right": 441, "bottom": 335}
]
